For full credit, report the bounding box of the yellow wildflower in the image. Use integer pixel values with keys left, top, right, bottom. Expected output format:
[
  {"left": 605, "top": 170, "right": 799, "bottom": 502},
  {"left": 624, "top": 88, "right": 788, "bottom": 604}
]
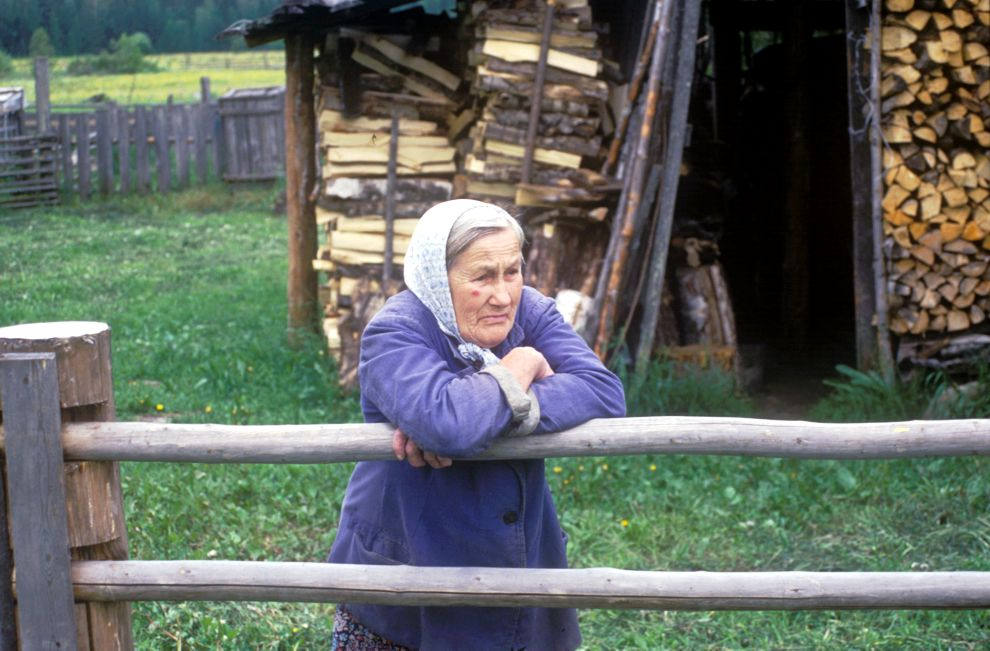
[
  {"left": 205, "top": 405, "right": 213, "bottom": 413},
  {"left": 155, "top": 403, "right": 164, "bottom": 411},
  {"left": 649, "top": 464, "right": 657, "bottom": 472},
  {"left": 620, "top": 519, "right": 629, "bottom": 527},
  {"left": 552, "top": 466, "right": 563, "bottom": 474}
]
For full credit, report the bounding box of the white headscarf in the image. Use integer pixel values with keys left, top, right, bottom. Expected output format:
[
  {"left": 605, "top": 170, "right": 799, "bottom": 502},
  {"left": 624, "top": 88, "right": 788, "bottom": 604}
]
[{"left": 404, "top": 199, "right": 514, "bottom": 368}]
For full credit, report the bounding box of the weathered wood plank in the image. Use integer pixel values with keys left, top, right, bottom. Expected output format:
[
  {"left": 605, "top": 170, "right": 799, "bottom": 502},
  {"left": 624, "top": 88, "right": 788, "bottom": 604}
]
[
  {"left": 58, "top": 116, "right": 74, "bottom": 194},
  {"left": 95, "top": 108, "right": 113, "bottom": 194},
  {"left": 0, "top": 467, "right": 16, "bottom": 651},
  {"left": 76, "top": 114, "right": 91, "bottom": 199},
  {"left": 176, "top": 106, "right": 190, "bottom": 189},
  {"left": 195, "top": 104, "right": 208, "bottom": 184},
  {"left": 0, "top": 353, "right": 77, "bottom": 650},
  {"left": 72, "top": 561, "right": 990, "bottom": 610},
  {"left": 117, "top": 108, "right": 130, "bottom": 194},
  {"left": 155, "top": 106, "right": 170, "bottom": 192},
  {"left": 0, "top": 417, "right": 983, "bottom": 464}
]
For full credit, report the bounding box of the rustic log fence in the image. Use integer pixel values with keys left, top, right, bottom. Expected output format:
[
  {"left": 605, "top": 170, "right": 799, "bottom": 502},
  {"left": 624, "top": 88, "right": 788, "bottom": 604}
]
[{"left": 0, "top": 321, "right": 988, "bottom": 649}]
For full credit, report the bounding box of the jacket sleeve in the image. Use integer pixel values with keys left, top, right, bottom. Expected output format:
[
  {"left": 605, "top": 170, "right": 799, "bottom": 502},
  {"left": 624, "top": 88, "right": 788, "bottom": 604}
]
[
  {"left": 359, "top": 313, "right": 515, "bottom": 457},
  {"left": 524, "top": 296, "right": 627, "bottom": 433}
]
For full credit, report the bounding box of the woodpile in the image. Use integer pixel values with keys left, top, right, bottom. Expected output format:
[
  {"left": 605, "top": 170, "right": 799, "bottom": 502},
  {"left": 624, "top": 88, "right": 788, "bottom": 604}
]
[
  {"left": 881, "top": 0, "right": 990, "bottom": 336},
  {"left": 459, "top": 0, "right": 616, "bottom": 298},
  {"left": 314, "top": 32, "right": 458, "bottom": 386}
]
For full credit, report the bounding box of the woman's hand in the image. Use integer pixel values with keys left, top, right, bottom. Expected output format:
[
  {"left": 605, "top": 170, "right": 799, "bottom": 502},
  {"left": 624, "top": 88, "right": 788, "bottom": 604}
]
[
  {"left": 500, "top": 346, "right": 554, "bottom": 392},
  {"left": 392, "top": 427, "right": 453, "bottom": 469}
]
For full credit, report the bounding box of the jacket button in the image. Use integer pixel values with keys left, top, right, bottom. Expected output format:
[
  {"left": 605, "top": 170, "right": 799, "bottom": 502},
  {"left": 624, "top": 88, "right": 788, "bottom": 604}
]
[{"left": 502, "top": 511, "right": 518, "bottom": 525}]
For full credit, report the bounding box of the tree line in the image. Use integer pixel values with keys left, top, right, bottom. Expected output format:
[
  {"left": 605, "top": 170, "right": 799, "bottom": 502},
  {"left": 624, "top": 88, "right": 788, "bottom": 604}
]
[{"left": 0, "top": 0, "right": 278, "bottom": 57}]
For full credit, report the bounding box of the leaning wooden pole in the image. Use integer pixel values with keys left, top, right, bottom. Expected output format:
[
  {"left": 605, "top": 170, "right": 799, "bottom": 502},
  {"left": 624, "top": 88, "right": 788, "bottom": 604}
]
[
  {"left": 521, "top": 0, "right": 555, "bottom": 185},
  {"left": 285, "top": 34, "right": 319, "bottom": 342},
  {"left": 868, "top": 0, "right": 896, "bottom": 382},
  {"left": 634, "top": 0, "right": 703, "bottom": 375},
  {"left": 73, "top": 561, "right": 990, "bottom": 611},
  {"left": 0, "top": 322, "right": 133, "bottom": 650},
  {"left": 593, "top": 0, "right": 671, "bottom": 358},
  {"left": 600, "top": 9, "right": 660, "bottom": 177}
]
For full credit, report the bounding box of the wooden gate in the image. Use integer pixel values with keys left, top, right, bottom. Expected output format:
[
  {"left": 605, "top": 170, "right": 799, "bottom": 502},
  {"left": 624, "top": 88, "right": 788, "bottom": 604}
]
[
  {"left": 218, "top": 87, "right": 285, "bottom": 182},
  {"left": 0, "top": 134, "right": 59, "bottom": 209}
]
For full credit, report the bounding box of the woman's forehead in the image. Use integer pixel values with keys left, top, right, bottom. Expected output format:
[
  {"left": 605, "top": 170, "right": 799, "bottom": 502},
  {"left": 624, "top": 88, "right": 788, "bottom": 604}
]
[{"left": 456, "top": 232, "right": 522, "bottom": 268}]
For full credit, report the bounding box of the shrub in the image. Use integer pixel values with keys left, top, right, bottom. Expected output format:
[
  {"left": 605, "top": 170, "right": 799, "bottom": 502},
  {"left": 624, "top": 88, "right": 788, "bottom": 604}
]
[
  {"left": 621, "top": 358, "right": 753, "bottom": 417},
  {"left": 28, "top": 28, "right": 55, "bottom": 58},
  {"left": 66, "top": 32, "right": 158, "bottom": 76},
  {"left": 0, "top": 49, "right": 13, "bottom": 78}
]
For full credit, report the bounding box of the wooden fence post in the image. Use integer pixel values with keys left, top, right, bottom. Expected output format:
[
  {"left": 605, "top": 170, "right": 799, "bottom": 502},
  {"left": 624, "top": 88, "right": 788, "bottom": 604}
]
[
  {"left": 77, "top": 114, "right": 91, "bottom": 200},
  {"left": 33, "top": 57, "right": 51, "bottom": 134},
  {"left": 0, "top": 352, "right": 77, "bottom": 650},
  {"left": 0, "top": 323, "right": 134, "bottom": 650},
  {"left": 58, "top": 115, "right": 74, "bottom": 195},
  {"left": 135, "top": 106, "right": 149, "bottom": 194},
  {"left": 118, "top": 107, "right": 130, "bottom": 194}
]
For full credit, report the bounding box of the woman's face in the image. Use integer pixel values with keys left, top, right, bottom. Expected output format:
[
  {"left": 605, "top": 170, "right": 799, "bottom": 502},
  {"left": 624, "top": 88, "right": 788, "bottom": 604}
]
[{"left": 447, "top": 228, "right": 523, "bottom": 349}]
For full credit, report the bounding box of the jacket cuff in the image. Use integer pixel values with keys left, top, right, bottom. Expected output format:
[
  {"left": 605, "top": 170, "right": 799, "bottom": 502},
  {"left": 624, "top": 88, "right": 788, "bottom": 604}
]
[
  {"left": 479, "top": 364, "right": 532, "bottom": 425},
  {"left": 506, "top": 388, "right": 540, "bottom": 437}
]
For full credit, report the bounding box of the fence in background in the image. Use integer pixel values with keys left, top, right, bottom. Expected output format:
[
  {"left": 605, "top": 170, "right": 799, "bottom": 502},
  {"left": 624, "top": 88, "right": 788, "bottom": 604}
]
[
  {"left": 0, "top": 61, "right": 286, "bottom": 209},
  {"left": 0, "top": 322, "right": 988, "bottom": 649}
]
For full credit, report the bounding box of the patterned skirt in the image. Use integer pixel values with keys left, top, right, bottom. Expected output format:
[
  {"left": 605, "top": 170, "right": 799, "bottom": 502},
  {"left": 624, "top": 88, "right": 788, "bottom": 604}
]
[{"left": 331, "top": 607, "right": 412, "bottom": 651}]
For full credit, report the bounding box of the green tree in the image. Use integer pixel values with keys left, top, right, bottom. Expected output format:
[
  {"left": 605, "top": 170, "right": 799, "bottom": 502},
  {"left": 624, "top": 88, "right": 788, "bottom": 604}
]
[
  {"left": 0, "top": 48, "right": 13, "bottom": 78},
  {"left": 28, "top": 27, "right": 55, "bottom": 57}
]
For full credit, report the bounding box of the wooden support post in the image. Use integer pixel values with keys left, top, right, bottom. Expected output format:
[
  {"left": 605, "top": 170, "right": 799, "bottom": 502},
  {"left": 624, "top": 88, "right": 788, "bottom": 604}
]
[
  {"left": 634, "top": 0, "right": 703, "bottom": 375},
  {"left": 383, "top": 113, "right": 399, "bottom": 287},
  {"left": 0, "top": 322, "right": 134, "bottom": 650},
  {"left": 845, "top": 0, "right": 877, "bottom": 371},
  {"left": 0, "top": 353, "right": 77, "bottom": 650},
  {"left": 868, "top": 0, "right": 895, "bottom": 382},
  {"left": 285, "top": 33, "right": 319, "bottom": 340},
  {"left": 521, "top": 1, "right": 555, "bottom": 184},
  {"left": 33, "top": 57, "right": 51, "bottom": 134}
]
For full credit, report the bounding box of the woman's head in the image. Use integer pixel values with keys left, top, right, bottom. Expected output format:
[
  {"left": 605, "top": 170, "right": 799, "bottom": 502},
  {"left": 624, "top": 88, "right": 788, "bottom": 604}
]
[
  {"left": 445, "top": 208, "right": 525, "bottom": 349},
  {"left": 404, "top": 200, "right": 525, "bottom": 358}
]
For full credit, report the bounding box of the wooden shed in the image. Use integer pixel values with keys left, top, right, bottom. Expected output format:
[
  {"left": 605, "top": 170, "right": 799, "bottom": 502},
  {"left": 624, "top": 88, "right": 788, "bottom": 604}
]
[{"left": 224, "top": 0, "right": 990, "bottom": 385}]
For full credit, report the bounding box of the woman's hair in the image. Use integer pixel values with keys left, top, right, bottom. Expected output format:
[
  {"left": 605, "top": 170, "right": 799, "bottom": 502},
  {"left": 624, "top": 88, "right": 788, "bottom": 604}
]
[{"left": 445, "top": 206, "right": 525, "bottom": 270}]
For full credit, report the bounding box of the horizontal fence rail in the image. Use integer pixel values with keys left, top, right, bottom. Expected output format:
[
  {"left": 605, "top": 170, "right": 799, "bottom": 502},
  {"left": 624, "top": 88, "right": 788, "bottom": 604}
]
[
  {"left": 70, "top": 561, "right": 990, "bottom": 610},
  {"left": 0, "top": 417, "right": 987, "bottom": 463}
]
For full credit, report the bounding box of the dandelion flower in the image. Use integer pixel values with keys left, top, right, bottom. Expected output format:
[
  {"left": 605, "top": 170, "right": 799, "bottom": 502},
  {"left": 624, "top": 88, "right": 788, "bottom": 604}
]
[
  {"left": 155, "top": 403, "right": 164, "bottom": 412},
  {"left": 578, "top": 465, "right": 585, "bottom": 471},
  {"left": 205, "top": 405, "right": 213, "bottom": 413},
  {"left": 620, "top": 519, "right": 629, "bottom": 527},
  {"left": 552, "top": 466, "right": 563, "bottom": 474},
  {"left": 649, "top": 464, "right": 657, "bottom": 472},
  {"left": 601, "top": 463, "right": 609, "bottom": 471}
]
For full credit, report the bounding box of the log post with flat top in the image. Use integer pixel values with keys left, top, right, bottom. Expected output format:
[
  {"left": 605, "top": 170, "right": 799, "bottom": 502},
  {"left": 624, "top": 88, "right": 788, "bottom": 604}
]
[
  {"left": 285, "top": 34, "right": 319, "bottom": 342},
  {"left": 0, "top": 322, "right": 134, "bottom": 650}
]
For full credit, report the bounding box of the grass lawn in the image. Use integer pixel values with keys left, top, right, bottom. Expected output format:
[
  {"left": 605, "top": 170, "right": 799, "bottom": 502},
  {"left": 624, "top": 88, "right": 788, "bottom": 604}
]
[
  {"left": 3, "top": 51, "right": 285, "bottom": 105},
  {"left": 1, "top": 189, "right": 988, "bottom": 648}
]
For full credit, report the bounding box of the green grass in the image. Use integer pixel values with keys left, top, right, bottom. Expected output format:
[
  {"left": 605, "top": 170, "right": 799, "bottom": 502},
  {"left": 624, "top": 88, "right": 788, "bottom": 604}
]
[
  {"left": 2, "top": 51, "right": 285, "bottom": 105},
  {"left": 1, "top": 191, "right": 988, "bottom": 648}
]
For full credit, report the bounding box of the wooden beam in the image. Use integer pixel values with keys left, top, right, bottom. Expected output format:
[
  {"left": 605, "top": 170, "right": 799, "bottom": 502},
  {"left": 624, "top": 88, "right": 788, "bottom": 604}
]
[
  {"left": 0, "top": 353, "right": 77, "bottom": 650},
  {"left": 845, "top": 0, "right": 878, "bottom": 370},
  {"left": 72, "top": 561, "right": 990, "bottom": 610},
  {"left": 522, "top": 1, "right": 555, "bottom": 184},
  {"left": 285, "top": 33, "right": 319, "bottom": 340},
  {"left": 2, "top": 416, "right": 986, "bottom": 464}
]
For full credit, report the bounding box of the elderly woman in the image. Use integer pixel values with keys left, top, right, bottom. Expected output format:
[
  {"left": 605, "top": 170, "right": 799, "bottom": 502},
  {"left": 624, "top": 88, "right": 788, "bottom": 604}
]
[{"left": 328, "top": 199, "right": 625, "bottom": 650}]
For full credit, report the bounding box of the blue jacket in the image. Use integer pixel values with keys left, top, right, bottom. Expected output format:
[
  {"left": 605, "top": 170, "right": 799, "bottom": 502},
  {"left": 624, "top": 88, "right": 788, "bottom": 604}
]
[{"left": 328, "top": 286, "right": 626, "bottom": 650}]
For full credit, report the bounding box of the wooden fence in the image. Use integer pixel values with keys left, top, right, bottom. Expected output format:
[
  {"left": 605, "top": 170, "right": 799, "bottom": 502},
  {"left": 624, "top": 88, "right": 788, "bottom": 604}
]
[
  {"left": 1, "top": 76, "right": 286, "bottom": 208},
  {"left": 0, "top": 322, "right": 988, "bottom": 649}
]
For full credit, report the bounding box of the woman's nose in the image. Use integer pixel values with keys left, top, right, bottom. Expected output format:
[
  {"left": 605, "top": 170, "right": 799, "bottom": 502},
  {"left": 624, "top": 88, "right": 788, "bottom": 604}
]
[{"left": 490, "top": 279, "right": 511, "bottom": 305}]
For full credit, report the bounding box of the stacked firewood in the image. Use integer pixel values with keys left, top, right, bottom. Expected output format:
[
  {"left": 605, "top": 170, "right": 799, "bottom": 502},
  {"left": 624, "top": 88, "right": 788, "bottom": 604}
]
[
  {"left": 458, "top": 0, "right": 616, "bottom": 297},
  {"left": 314, "top": 31, "right": 460, "bottom": 385},
  {"left": 881, "top": 0, "right": 990, "bottom": 335}
]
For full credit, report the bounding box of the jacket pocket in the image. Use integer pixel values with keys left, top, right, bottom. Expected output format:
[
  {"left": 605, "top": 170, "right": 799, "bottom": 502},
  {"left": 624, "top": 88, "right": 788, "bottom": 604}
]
[{"left": 351, "top": 521, "right": 411, "bottom": 566}]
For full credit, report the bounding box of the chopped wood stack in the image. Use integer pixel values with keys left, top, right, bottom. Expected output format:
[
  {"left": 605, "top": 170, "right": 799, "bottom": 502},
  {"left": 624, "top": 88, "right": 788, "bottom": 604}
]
[
  {"left": 314, "top": 32, "right": 460, "bottom": 385},
  {"left": 881, "top": 0, "right": 990, "bottom": 335},
  {"left": 460, "top": 0, "right": 616, "bottom": 297}
]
